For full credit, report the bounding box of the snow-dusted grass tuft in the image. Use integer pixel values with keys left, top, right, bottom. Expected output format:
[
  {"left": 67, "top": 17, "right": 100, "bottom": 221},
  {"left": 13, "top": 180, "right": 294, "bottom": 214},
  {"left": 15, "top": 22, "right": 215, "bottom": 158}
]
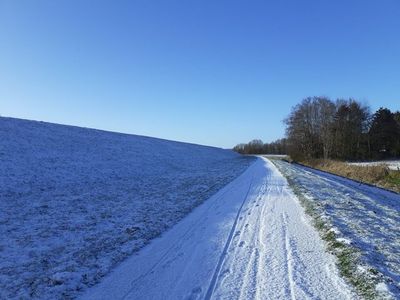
[
  {"left": 272, "top": 159, "right": 397, "bottom": 300},
  {"left": 288, "top": 183, "right": 380, "bottom": 299},
  {"left": 0, "top": 117, "right": 255, "bottom": 299}
]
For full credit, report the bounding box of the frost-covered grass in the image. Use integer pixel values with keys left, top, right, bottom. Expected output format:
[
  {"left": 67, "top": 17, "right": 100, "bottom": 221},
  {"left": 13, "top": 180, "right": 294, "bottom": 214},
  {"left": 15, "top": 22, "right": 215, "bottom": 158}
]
[
  {"left": 272, "top": 159, "right": 400, "bottom": 300},
  {"left": 348, "top": 160, "right": 400, "bottom": 171},
  {"left": 0, "top": 117, "right": 254, "bottom": 299}
]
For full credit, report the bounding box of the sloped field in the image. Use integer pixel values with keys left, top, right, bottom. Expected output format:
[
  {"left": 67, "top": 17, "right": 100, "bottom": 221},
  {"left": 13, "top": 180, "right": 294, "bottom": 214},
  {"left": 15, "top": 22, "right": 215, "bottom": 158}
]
[{"left": 0, "top": 117, "right": 254, "bottom": 299}]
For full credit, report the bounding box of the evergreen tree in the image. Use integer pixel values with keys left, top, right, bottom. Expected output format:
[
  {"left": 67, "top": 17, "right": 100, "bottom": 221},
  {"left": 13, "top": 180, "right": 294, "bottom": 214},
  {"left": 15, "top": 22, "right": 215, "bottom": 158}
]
[{"left": 369, "top": 108, "right": 400, "bottom": 158}]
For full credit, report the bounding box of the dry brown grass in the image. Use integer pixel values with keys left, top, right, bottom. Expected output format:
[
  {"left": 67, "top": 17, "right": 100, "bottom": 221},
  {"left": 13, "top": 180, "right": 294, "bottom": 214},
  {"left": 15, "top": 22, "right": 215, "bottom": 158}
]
[{"left": 299, "top": 159, "right": 400, "bottom": 193}]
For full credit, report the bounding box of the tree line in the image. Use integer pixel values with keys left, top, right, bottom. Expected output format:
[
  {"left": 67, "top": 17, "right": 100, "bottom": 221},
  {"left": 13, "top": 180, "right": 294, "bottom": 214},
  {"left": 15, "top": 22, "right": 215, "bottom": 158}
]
[
  {"left": 233, "top": 138, "right": 288, "bottom": 155},
  {"left": 234, "top": 96, "right": 400, "bottom": 161}
]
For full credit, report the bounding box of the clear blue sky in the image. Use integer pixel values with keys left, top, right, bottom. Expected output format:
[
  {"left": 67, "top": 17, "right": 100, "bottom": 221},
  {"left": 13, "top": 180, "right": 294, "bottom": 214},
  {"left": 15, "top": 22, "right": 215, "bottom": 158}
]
[{"left": 1, "top": 0, "right": 399, "bottom": 148}]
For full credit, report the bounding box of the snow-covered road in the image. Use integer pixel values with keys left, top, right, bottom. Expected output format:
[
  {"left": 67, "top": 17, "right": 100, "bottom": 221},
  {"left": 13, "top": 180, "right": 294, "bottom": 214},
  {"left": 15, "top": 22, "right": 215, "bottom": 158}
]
[{"left": 81, "top": 157, "right": 354, "bottom": 300}]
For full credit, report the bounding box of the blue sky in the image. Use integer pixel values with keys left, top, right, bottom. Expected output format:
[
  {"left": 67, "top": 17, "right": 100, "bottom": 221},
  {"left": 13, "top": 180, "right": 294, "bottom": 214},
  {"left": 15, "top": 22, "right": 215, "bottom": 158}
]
[{"left": 1, "top": 0, "right": 399, "bottom": 148}]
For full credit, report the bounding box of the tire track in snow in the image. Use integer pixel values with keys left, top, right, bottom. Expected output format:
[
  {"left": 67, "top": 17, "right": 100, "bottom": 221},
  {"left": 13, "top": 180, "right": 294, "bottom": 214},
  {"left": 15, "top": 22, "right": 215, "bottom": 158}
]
[
  {"left": 282, "top": 212, "right": 296, "bottom": 300},
  {"left": 210, "top": 159, "right": 355, "bottom": 300},
  {"left": 204, "top": 175, "right": 255, "bottom": 300},
  {"left": 119, "top": 174, "right": 249, "bottom": 300},
  {"left": 254, "top": 181, "right": 268, "bottom": 299},
  {"left": 81, "top": 158, "right": 356, "bottom": 300}
]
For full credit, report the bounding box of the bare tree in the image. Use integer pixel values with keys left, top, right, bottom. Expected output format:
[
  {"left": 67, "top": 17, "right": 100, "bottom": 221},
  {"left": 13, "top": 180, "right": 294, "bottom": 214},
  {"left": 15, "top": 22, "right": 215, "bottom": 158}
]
[{"left": 284, "top": 96, "right": 335, "bottom": 160}]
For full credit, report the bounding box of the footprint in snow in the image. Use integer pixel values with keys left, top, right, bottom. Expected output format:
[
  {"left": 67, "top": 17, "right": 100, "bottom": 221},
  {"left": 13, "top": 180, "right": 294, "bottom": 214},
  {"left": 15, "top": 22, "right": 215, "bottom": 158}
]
[{"left": 186, "top": 287, "right": 202, "bottom": 300}]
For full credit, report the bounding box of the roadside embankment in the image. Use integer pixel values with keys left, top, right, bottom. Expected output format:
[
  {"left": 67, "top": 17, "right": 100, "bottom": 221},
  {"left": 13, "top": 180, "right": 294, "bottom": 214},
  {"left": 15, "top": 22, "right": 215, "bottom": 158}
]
[{"left": 294, "top": 159, "right": 400, "bottom": 193}]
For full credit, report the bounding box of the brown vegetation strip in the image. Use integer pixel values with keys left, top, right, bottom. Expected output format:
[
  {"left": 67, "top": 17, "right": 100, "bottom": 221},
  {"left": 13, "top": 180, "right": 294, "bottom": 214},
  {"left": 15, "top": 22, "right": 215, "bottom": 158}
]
[{"left": 298, "top": 159, "right": 400, "bottom": 194}]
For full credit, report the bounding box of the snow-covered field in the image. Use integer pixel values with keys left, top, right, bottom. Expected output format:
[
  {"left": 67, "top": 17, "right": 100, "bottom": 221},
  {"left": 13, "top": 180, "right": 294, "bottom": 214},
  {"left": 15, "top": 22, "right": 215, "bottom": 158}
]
[
  {"left": 273, "top": 159, "right": 400, "bottom": 298},
  {"left": 81, "top": 157, "right": 355, "bottom": 300},
  {"left": 348, "top": 160, "right": 400, "bottom": 171},
  {"left": 0, "top": 117, "right": 254, "bottom": 299}
]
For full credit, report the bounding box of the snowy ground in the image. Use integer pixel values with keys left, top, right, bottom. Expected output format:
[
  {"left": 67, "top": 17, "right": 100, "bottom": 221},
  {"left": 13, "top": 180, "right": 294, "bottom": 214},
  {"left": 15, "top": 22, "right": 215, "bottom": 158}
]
[
  {"left": 262, "top": 154, "right": 288, "bottom": 159},
  {"left": 81, "top": 157, "right": 356, "bottom": 300},
  {"left": 0, "top": 117, "right": 254, "bottom": 299},
  {"left": 348, "top": 160, "right": 400, "bottom": 171},
  {"left": 273, "top": 159, "right": 400, "bottom": 298}
]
